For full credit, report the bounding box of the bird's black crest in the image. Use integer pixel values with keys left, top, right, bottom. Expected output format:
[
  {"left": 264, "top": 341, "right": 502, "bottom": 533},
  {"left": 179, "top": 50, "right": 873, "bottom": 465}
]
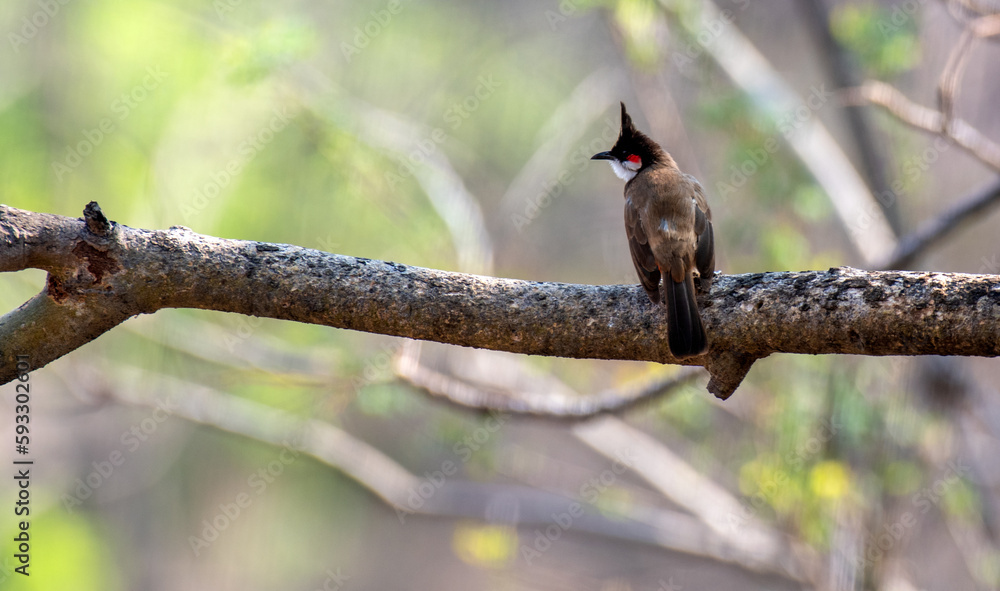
[{"left": 611, "top": 102, "right": 667, "bottom": 166}]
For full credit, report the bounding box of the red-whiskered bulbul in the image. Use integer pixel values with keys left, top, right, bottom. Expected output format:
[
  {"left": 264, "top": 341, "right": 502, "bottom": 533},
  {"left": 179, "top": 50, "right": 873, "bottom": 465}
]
[{"left": 592, "top": 102, "right": 715, "bottom": 359}]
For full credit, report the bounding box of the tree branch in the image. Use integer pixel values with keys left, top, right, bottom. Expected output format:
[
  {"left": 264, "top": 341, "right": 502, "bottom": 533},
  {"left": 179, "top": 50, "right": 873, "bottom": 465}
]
[{"left": 4, "top": 203, "right": 1000, "bottom": 399}]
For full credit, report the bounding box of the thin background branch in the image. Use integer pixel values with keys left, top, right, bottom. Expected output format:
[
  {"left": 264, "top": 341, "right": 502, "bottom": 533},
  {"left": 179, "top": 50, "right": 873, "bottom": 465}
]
[
  {"left": 882, "top": 176, "right": 1000, "bottom": 268},
  {"left": 81, "top": 367, "right": 815, "bottom": 585}
]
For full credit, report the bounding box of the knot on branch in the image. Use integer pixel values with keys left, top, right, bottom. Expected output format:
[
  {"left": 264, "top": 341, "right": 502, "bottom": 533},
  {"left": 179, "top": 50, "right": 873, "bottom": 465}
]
[
  {"left": 47, "top": 241, "right": 123, "bottom": 303},
  {"left": 70, "top": 242, "right": 121, "bottom": 284},
  {"left": 42, "top": 203, "right": 123, "bottom": 302}
]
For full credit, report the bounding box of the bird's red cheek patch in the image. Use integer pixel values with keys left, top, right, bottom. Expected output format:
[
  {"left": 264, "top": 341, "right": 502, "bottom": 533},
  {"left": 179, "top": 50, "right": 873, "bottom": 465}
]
[{"left": 627, "top": 154, "right": 641, "bottom": 164}]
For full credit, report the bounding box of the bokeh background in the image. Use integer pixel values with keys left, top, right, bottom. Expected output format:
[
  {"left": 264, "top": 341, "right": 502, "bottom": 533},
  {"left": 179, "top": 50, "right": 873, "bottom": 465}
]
[{"left": 2, "top": 0, "right": 1000, "bottom": 589}]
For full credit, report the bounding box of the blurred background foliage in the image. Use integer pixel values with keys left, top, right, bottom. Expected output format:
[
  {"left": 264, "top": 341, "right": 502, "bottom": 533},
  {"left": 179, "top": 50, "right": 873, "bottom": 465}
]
[{"left": 2, "top": 0, "right": 1000, "bottom": 589}]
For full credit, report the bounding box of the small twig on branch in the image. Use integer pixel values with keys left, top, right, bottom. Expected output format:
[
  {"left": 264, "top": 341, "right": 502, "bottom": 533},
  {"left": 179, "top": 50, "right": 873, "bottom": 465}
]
[
  {"left": 848, "top": 80, "right": 1000, "bottom": 172},
  {"left": 4, "top": 203, "right": 1000, "bottom": 400},
  {"left": 939, "top": 14, "right": 1000, "bottom": 129}
]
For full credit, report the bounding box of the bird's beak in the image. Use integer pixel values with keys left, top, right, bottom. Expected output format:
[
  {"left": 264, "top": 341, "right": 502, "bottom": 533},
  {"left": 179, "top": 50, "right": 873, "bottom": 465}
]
[{"left": 591, "top": 151, "right": 615, "bottom": 161}]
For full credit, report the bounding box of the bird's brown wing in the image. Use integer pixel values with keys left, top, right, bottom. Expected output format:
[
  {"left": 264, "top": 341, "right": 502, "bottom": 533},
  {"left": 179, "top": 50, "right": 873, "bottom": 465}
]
[
  {"left": 687, "top": 174, "right": 715, "bottom": 294},
  {"left": 625, "top": 197, "right": 661, "bottom": 303}
]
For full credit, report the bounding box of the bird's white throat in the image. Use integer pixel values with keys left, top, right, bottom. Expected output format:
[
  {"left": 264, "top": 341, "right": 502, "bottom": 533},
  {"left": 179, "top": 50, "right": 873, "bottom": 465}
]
[{"left": 608, "top": 159, "right": 640, "bottom": 182}]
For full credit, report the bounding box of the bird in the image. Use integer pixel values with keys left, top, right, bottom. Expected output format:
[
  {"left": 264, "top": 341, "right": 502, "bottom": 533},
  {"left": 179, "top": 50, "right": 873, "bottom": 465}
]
[{"left": 592, "top": 102, "right": 715, "bottom": 359}]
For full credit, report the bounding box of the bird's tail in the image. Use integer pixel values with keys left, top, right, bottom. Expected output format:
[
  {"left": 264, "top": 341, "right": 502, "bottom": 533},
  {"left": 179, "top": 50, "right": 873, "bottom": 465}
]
[{"left": 664, "top": 274, "right": 708, "bottom": 359}]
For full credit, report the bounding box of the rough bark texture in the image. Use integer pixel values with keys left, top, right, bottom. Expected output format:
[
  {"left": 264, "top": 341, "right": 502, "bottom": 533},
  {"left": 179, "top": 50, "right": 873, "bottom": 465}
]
[{"left": 3, "top": 203, "right": 1000, "bottom": 398}]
